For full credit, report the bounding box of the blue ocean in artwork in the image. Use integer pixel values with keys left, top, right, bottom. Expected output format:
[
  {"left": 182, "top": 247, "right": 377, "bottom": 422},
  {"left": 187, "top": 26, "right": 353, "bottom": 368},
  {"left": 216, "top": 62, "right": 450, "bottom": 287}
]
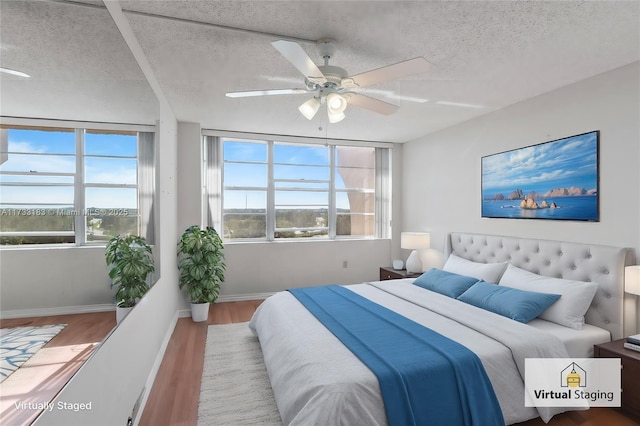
[{"left": 482, "top": 196, "right": 598, "bottom": 221}]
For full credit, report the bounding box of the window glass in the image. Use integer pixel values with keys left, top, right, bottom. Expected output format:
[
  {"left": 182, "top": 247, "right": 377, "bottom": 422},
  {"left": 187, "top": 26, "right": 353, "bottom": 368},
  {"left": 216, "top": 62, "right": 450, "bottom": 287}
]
[
  {"left": 0, "top": 153, "right": 75, "bottom": 173},
  {"left": 337, "top": 213, "right": 375, "bottom": 237},
  {"left": 223, "top": 214, "right": 266, "bottom": 239},
  {"left": 1, "top": 126, "right": 147, "bottom": 245},
  {"left": 5, "top": 129, "right": 75, "bottom": 154},
  {"left": 274, "top": 164, "right": 330, "bottom": 181},
  {"left": 218, "top": 138, "right": 387, "bottom": 241},
  {"left": 1, "top": 185, "right": 74, "bottom": 204},
  {"left": 274, "top": 143, "right": 328, "bottom": 165},
  {"left": 85, "top": 157, "right": 137, "bottom": 184},
  {"left": 85, "top": 131, "right": 137, "bottom": 156},
  {"left": 223, "top": 189, "right": 266, "bottom": 212},
  {"left": 334, "top": 146, "right": 375, "bottom": 238},
  {"left": 223, "top": 140, "right": 266, "bottom": 162},
  {"left": 224, "top": 163, "right": 267, "bottom": 187},
  {"left": 85, "top": 188, "right": 137, "bottom": 242}
]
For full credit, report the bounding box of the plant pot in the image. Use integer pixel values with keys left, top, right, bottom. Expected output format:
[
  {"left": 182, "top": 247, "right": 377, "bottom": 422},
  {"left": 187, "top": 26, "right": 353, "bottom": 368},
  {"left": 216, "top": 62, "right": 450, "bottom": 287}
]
[
  {"left": 116, "top": 305, "right": 134, "bottom": 324},
  {"left": 190, "top": 302, "right": 210, "bottom": 322}
]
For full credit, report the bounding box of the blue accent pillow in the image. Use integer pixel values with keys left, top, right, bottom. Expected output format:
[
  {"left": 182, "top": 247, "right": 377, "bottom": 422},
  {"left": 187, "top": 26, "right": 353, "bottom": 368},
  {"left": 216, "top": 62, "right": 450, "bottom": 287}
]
[
  {"left": 413, "top": 268, "right": 480, "bottom": 298},
  {"left": 457, "top": 281, "right": 561, "bottom": 323}
]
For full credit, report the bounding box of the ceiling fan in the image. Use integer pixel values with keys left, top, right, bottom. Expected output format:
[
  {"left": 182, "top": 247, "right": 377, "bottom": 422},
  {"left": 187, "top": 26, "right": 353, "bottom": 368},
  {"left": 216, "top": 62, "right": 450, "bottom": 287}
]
[{"left": 225, "top": 39, "right": 430, "bottom": 123}]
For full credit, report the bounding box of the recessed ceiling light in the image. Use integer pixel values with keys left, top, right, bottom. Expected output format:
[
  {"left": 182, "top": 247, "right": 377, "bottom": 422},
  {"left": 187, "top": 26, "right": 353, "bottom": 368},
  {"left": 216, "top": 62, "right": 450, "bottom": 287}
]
[{"left": 0, "top": 67, "right": 30, "bottom": 78}]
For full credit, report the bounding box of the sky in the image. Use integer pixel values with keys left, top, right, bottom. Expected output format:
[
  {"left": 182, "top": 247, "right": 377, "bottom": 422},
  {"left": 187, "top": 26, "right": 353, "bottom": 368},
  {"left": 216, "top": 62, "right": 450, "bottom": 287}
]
[
  {"left": 0, "top": 129, "right": 138, "bottom": 209},
  {"left": 481, "top": 131, "right": 598, "bottom": 198},
  {"left": 0, "top": 132, "right": 374, "bottom": 213}
]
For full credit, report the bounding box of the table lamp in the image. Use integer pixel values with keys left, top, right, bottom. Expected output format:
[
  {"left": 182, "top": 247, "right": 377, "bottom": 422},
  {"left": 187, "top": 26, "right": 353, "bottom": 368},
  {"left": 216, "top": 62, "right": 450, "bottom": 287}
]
[
  {"left": 401, "top": 232, "right": 430, "bottom": 273},
  {"left": 626, "top": 265, "right": 640, "bottom": 296}
]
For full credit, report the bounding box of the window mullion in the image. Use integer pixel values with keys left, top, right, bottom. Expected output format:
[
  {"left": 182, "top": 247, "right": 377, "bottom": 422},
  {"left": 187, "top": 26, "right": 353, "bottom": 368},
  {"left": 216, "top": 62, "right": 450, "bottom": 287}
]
[
  {"left": 74, "top": 129, "right": 86, "bottom": 245},
  {"left": 266, "top": 141, "right": 275, "bottom": 241},
  {"left": 329, "top": 145, "right": 336, "bottom": 239}
]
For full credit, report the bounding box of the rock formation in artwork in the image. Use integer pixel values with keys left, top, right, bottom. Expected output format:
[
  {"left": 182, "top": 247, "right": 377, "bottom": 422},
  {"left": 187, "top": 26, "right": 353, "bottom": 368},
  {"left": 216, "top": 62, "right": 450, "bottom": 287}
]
[
  {"left": 485, "top": 186, "right": 596, "bottom": 201},
  {"left": 508, "top": 189, "right": 524, "bottom": 200}
]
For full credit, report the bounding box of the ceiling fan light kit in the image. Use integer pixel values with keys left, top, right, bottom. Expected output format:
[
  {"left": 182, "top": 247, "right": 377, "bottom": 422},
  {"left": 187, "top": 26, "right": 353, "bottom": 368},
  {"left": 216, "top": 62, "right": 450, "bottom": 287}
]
[
  {"left": 226, "top": 38, "right": 431, "bottom": 123},
  {"left": 298, "top": 97, "right": 321, "bottom": 120}
]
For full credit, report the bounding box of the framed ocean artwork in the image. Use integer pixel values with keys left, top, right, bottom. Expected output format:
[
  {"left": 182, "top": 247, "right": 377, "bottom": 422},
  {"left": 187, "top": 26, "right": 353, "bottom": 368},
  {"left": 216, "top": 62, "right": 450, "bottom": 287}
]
[{"left": 481, "top": 131, "right": 599, "bottom": 221}]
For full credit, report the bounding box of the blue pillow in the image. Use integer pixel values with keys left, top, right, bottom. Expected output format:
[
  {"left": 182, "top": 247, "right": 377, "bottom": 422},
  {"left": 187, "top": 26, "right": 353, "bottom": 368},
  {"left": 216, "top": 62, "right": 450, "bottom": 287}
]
[
  {"left": 413, "top": 268, "right": 480, "bottom": 298},
  {"left": 457, "top": 281, "right": 561, "bottom": 323}
]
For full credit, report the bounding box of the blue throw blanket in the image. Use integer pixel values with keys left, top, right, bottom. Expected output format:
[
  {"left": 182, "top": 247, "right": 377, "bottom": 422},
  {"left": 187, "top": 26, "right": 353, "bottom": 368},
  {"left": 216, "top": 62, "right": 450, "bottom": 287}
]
[{"left": 288, "top": 285, "right": 504, "bottom": 426}]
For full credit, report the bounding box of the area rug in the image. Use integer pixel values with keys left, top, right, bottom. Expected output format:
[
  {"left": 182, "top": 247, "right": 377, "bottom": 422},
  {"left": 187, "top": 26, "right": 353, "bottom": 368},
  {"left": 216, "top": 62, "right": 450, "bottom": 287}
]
[
  {"left": 0, "top": 324, "right": 66, "bottom": 383},
  {"left": 198, "top": 322, "right": 282, "bottom": 426}
]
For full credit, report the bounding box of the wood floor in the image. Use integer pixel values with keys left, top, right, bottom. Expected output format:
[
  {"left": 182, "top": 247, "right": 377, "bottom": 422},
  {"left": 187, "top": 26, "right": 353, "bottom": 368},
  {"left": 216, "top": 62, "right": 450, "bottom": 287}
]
[
  {"left": 0, "top": 311, "right": 116, "bottom": 426},
  {"left": 3, "top": 303, "right": 636, "bottom": 425},
  {"left": 141, "top": 300, "right": 640, "bottom": 426}
]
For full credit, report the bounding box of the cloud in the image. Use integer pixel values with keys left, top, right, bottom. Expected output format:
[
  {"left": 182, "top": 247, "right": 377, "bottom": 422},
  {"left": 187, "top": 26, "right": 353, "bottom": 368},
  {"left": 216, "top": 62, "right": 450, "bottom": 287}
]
[{"left": 482, "top": 132, "right": 597, "bottom": 191}]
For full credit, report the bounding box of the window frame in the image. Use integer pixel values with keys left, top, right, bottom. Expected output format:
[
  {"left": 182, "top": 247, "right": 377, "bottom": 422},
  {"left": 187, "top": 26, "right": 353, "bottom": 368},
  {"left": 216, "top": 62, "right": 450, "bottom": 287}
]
[
  {"left": 204, "top": 130, "right": 392, "bottom": 243},
  {"left": 0, "top": 118, "right": 155, "bottom": 247}
]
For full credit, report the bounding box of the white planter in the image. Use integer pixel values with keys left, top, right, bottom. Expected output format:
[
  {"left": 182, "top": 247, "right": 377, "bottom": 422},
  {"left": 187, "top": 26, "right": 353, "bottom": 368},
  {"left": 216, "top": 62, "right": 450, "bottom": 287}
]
[
  {"left": 116, "top": 305, "right": 134, "bottom": 324},
  {"left": 190, "top": 302, "right": 210, "bottom": 322}
]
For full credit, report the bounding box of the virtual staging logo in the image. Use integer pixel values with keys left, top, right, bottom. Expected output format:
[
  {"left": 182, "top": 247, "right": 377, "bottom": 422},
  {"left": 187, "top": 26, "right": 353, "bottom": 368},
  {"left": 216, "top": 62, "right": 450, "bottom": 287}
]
[
  {"left": 525, "top": 358, "right": 620, "bottom": 407},
  {"left": 561, "top": 362, "right": 586, "bottom": 388}
]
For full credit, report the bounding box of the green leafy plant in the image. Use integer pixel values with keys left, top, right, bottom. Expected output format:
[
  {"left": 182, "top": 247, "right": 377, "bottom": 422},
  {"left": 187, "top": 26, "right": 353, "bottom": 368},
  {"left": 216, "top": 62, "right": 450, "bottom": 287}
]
[
  {"left": 177, "top": 226, "right": 226, "bottom": 303},
  {"left": 105, "top": 234, "right": 155, "bottom": 308}
]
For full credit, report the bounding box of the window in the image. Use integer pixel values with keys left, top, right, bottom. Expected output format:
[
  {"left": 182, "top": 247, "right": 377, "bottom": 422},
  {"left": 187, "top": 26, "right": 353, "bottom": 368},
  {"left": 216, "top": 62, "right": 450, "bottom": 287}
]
[
  {"left": 205, "top": 134, "right": 391, "bottom": 241},
  {"left": 0, "top": 124, "right": 155, "bottom": 245}
]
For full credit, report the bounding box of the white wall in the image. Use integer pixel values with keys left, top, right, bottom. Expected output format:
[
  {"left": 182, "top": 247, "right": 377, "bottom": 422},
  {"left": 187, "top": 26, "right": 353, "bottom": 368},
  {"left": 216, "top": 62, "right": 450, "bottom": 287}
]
[
  {"left": 223, "top": 239, "right": 392, "bottom": 297},
  {"left": 0, "top": 246, "right": 111, "bottom": 314},
  {"left": 174, "top": 126, "right": 405, "bottom": 299},
  {"left": 402, "top": 62, "right": 640, "bottom": 328}
]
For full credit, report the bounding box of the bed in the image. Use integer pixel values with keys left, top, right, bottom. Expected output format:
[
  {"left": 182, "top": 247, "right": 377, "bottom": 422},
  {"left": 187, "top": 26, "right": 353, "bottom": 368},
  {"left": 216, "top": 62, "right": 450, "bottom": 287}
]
[{"left": 249, "top": 232, "right": 635, "bottom": 425}]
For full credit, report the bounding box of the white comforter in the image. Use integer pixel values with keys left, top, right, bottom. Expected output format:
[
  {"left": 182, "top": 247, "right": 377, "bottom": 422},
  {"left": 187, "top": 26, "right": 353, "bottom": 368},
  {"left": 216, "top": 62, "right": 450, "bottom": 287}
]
[{"left": 249, "top": 280, "right": 573, "bottom": 425}]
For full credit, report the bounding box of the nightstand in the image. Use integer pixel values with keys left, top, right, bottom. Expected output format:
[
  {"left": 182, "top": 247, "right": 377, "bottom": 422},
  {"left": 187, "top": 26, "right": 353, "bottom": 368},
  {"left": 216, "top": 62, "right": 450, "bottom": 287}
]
[
  {"left": 594, "top": 338, "right": 640, "bottom": 418},
  {"left": 379, "top": 267, "right": 422, "bottom": 281}
]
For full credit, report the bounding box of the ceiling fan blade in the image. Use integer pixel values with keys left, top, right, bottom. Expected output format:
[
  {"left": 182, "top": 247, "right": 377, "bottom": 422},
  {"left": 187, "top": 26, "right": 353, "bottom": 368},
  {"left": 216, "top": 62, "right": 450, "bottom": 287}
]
[
  {"left": 226, "top": 88, "right": 309, "bottom": 98},
  {"left": 357, "top": 87, "right": 428, "bottom": 103},
  {"left": 345, "top": 93, "right": 399, "bottom": 116},
  {"left": 271, "top": 40, "right": 327, "bottom": 84},
  {"left": 347, "top": 57, "right": 430, "bottom": 88}
]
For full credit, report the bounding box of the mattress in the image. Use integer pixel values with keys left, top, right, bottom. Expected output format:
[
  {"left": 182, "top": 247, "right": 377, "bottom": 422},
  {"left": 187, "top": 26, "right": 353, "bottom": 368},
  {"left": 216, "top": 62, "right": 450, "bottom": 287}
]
[{"left": 527, "top": 318, "right": 611, "bottom": 358}]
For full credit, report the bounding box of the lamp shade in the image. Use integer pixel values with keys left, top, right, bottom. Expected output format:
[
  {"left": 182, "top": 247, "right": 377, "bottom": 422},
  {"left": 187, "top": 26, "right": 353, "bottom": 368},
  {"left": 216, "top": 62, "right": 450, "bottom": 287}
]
[
  {"left": 328, "top": 110, "right": 345, "bottom": 123},
  {"left": 401, "top": 232, "right": 430, "bottom": 250},
  {"left": 299, "top": 98, "right": 321, "bottom": 120},
  {"left": 327, "top": 93, "right": 347, "bottom": 114},
  {"left": 625, "top": 265, "right": 640, "bottom": 296}
]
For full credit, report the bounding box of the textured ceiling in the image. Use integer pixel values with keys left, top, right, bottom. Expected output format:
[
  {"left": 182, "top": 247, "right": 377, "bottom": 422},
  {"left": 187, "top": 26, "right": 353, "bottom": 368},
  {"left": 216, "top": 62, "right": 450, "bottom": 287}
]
[
  {"left": 0, "top": 0, "right": 158, "bottom": 125},
  {"left": 1, "top": 1, "right": 639, "bottom": 142}
]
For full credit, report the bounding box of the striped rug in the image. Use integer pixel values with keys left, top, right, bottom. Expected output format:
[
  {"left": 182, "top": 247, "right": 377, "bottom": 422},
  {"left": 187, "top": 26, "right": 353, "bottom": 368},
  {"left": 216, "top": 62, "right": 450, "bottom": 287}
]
[
  {"left": 197, "top": 322, "right": 282, "bottom": 426},
  {"left": 0, "top": 324, "right": 66, "bottom": 382}
]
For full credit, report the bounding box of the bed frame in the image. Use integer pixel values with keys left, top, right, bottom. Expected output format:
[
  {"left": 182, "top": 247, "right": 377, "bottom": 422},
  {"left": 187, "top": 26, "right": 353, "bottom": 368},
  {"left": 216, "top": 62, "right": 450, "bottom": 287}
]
[{"left": 446, "top": 232, "right": 636, "bottom": 340}]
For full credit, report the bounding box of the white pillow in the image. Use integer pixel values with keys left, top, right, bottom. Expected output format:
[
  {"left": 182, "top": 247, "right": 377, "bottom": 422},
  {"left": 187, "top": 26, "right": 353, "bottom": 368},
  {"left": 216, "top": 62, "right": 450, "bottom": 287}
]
[
  {"left": 442, "top": 254, "right": 508, "bottom": 283},
  {"left": 498, "top": 264, "right": 598, "bottom": 330}
]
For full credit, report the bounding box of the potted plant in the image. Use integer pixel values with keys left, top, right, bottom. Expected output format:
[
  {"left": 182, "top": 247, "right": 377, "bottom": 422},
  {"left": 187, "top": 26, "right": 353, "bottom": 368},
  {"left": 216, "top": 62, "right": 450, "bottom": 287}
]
[
  {"left": 105, "top": 234, "right": 155, "bottom": 323},
  {"left": 177, "top": 225, "right": 225, "bottom": 322}
]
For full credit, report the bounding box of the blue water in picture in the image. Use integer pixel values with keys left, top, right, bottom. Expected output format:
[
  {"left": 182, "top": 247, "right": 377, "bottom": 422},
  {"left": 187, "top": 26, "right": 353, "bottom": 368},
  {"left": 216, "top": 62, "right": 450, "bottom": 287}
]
[{"left": 482, "top": 196, "right": 598, "bottom": 221}]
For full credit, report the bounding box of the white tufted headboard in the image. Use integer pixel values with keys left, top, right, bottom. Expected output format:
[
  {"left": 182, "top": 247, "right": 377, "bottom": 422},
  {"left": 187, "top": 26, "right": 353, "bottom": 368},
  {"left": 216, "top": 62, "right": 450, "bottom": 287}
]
[{"left": 446, "top": 232, "right": 636, "bottom": 340}]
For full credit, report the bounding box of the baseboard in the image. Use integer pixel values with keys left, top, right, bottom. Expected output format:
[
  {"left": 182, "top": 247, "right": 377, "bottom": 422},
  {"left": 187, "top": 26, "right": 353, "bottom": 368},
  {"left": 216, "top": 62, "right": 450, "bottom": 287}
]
[
  {"left": 178, "top": 309, "right": 192, "bottom": 318},
  {"left": 133, "top": 310, "right": 180, "bottom": 425},
  {"left": 217, "top": 292, "right": 274, "bottom": 302},
  {"left": 0, "top": 303, "right": 114, "bottom": 319}
]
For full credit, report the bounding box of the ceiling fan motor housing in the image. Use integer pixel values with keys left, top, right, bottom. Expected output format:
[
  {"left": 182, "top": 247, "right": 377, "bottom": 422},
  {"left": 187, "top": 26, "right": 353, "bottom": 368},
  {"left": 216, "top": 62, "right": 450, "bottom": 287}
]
[{"left": 316, "top": 65, "right": 347, "bottom": 87}]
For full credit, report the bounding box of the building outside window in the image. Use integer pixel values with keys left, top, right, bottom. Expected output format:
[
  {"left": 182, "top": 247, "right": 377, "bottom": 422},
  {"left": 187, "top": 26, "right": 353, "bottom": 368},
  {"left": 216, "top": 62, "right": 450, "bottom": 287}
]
[
  {"left": 204, "top": 133, "right": 391, "bottom": 242},
  {"left": 0, "top": 123, "right": 155, "bottom": 245}
]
